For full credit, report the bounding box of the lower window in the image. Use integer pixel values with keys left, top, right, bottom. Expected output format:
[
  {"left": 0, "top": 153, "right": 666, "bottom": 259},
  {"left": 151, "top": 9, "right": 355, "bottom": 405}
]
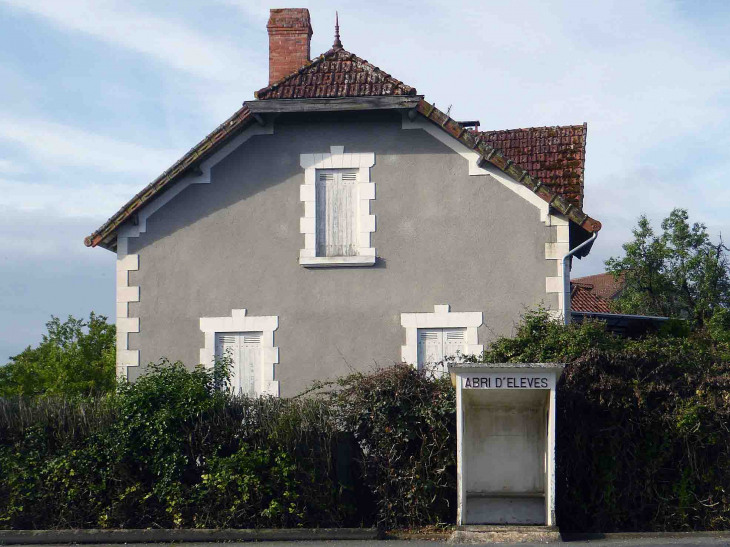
[
  {"left": 417, "top": 327, "right": 467, "bottom": 375},
  {"left": 215, "top": 331, "right": 262, "bottom": 396}
]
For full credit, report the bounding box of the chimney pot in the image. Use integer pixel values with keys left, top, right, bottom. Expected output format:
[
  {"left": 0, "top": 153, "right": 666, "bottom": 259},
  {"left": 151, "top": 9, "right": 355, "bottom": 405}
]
[{"left": 267, "top": 8, "right": 312, "bottom": 85}]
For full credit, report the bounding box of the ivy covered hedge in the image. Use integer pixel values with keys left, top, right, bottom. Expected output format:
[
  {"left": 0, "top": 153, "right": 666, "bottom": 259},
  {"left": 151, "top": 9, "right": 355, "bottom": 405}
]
[{"left": 1, "top": 310, "right": 729, "bottom": 531}]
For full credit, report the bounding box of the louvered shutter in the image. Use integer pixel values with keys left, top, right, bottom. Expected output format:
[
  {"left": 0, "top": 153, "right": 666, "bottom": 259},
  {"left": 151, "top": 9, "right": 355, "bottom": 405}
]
[
  {"left": 443, "top": 327, "right": 467, "bottom": 362},
  {"left": 215, "top": 332, "right": 262, "bottom": 396},
  {"left": 240, "top": 332, "right": 262, "bottom": 397},
  {"left": 417, "top": 328, "right": 467, "bottom": 376},
  {"left": 316, "top": 169, "right": 358, "bottom": 257},
  {"left": 417, "top": 329, "right": 444, "bottom": 371},
  {"left": 215, "top": 333, "right": 240, "bottom": 391}
]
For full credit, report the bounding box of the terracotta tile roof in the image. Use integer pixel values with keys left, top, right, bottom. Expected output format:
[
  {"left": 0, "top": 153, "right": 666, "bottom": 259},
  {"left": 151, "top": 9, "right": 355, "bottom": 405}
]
[
  {"left": 572, "top": 272, "right": 625, "bottom": 300},
  {"left": 255, "top": 46, "right": 417, "bottom": 100},
  {"left": 478, "top": 125, "right": 587, "bottom": 208},
  {"left": 413, "top": 99, "right": 602, "bottom": 233},
  {"left": 570, "top": 282, "right": 612, "bottom": 313}
]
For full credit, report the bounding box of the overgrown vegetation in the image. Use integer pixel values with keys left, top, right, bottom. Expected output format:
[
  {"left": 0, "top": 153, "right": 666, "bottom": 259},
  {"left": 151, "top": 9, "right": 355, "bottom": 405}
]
[
  {"left": 606, "top": 208, "right": 730, "bottom": 326},
  {"left": 1, "top": 310, "right": 729, "bottom": 532},
  {"left": 0, "top": 313, "right": 116, "bottom": 398}
]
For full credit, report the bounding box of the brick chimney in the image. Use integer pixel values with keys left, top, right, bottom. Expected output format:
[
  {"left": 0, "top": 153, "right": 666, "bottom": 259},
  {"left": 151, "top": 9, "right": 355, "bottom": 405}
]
[{"left": 267, "top": 8, "right": 313, "bottom": 85}]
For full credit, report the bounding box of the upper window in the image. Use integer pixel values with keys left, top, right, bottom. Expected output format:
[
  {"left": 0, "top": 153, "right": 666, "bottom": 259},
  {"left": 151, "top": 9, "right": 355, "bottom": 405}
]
[
  {"left": 299, "top": 146, "right": 376, "bottom": 267},
  {"left": 316, "top": 169, "right": 359, "bottom": 257}
]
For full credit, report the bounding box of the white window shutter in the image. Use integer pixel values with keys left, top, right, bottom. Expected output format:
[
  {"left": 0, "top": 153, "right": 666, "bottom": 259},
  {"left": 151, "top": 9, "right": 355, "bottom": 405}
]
[
  {"left": 215, "top": 332, "right": 262, "bottom": 396},
  {"left": 240, "top": 332, "right": 262, "bottom": 397},
  {"left": 216, "top": 333, "right": 240, "bottom": 392},
  {"left": 417, "top": 329, "right": 444, "bottom": 371},
  {"left": 315, "top": 169, "right": 358, "bottom": 257},
  {"left": 443, "top": 328, "right": 467, "bottom": 361}
]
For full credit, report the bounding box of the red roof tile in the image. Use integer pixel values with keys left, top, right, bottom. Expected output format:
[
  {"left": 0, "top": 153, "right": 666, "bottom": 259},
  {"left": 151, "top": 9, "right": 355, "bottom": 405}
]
[
  {"left": 479, "top": 125, "right": 586, "bottom": 208},
  {"left": 570, "top": 282, "right": 612, "bottom": 313},
  {"left": 255, "top": 47, "right": 417, "bottom": 100},
  {"left": 572, "top": 272, "right": 625, "bottom": 300}
]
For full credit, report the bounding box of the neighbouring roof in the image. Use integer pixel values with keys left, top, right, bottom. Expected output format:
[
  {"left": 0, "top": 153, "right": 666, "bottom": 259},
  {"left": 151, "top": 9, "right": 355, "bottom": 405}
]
[
  {"left": 572, "top": 272, "right": 625, "bottom": 300},
  {"left": 255, "top": 47, "right": 417, "bottom": 100},
  {"left": 479, "top": 125, "right": 586, "bottom": 208},
  {"left": 85, "top": 43, "right": 602, "bottom": 250},
  {"left": 570, "top": 282, "right": 612, "bottom": 313}
]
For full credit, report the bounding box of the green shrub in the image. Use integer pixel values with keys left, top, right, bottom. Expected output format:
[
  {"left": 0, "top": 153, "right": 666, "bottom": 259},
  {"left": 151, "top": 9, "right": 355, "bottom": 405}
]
[{"left": 1, "top": 309, "right": 729, "bottom": 531}]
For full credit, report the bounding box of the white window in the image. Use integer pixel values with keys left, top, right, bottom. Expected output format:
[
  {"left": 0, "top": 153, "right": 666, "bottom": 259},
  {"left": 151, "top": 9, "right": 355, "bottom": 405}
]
[
  {"left": 215, "top": 332, "right": 262, "bottom": 396},
  {"left": 401, "top": 305, "right": 484, "bottom": 368},
  {"left": 417, "top": 328, "right": 467, "bottom": 375},
  {"left": 316, "top": 169, "right": 359, "bottom": 257},
  {"left": 200, "top": 309, "right": 279, "bottom": 397},
  {"left": 300, "top": 146, "right": 376, "bottom": 267}
]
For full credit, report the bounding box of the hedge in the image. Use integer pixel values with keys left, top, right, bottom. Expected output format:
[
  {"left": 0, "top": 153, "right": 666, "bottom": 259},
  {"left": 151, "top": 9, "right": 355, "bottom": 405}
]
[{"left": 1, "top": 310, "right": 729, "bottom": 531}]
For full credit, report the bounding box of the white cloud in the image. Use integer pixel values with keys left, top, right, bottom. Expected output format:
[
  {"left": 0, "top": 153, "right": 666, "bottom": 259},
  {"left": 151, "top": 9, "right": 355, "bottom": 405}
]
[
  {"left": 0, "top": 178, "right": 138, "bottom": 220},
  {"left": 0, "top": 159, "right": 27, "bottom": 175},
  {"left": 1, "top": 0, "right": 250, "bottom": 82},
  {"left": 0, "top": 115, "right": 181, "bottom": 175}
]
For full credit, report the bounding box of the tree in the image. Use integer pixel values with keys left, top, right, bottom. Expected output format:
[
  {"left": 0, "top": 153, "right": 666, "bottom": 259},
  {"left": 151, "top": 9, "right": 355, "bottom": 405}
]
[
  {"left": 0, "top": 313, "right": 116, "bottom": 397},
  {"left": 605, "top": 208, "right": 730, "bottom": 326}
]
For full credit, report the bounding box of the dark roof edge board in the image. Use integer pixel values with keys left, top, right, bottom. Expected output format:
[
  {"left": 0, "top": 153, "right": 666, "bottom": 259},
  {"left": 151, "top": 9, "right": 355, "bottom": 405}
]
[
  {"left": 245, "top": 95, "right": 423, "bottom": 113},
  {"left": 414, "top": 99, "right": 602, "bottom": 234},
  {"left": 84, "top": 106, "right": 255, "bottom": 249}
]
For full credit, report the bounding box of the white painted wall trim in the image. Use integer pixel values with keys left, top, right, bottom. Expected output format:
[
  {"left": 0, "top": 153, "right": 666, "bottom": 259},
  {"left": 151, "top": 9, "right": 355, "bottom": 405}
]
[
  {"left": 116, "top": 237, "right": 140, "bottom": 380},
  {"left": 401, "top": 115, "right": 569, "bottom": 321},
  {"left": 545, "top": 214, "right": 570, "bottom": 321},
  {"left": 119, "top": 123, "right": 274, "bottom": 240},
  {"left": 200, "top": 309, "right": 280, "bottom": 397},
  {"left": 299, "top": 146, "right": 376, "bottom": 267},
  {"left": 401, "top": 115, "right": 552, "bottom": 224},
  {"left": 114, "top": 123, "right": 274, "bottom": 378},
  {"left": 401, "top": 304, "right": 483, "bottom": 365}
]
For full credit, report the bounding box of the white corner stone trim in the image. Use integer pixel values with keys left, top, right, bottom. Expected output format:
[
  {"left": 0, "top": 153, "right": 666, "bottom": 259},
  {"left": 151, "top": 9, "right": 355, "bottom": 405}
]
[
  {"left": 118, "top": 123, "right": 273, "bottom": 240},
  {"left": 544, "top": 214, "right": 570, "bottom": 320},
  {"left": 200, "top": 309, "right": 280, "bottom": 397},
  {"left": 401, "top": 304, "right": 483, "bottom": 365},
  {"left": 116, "top": 237, "right": 140, "bottom": 380},
  {"left": 402, "top": 115, "right": 553, "bottom": 225},
  {"left": 114, "top": 123, "right": 273, "bottom": 378},
  {"left": 299, "top": 146, "right": 376, "bottom": 267}
]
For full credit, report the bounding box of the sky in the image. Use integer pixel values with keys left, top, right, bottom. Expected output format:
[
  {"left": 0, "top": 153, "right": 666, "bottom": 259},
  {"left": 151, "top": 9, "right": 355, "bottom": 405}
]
[{"left": 1, "top": 0, "right": 729, "bottom": 362}]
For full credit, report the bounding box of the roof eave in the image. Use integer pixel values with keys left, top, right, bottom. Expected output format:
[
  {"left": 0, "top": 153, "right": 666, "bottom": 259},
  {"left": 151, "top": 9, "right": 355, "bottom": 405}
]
[{"left": 85, "top": 105, "right": 256, "bottom": 250}]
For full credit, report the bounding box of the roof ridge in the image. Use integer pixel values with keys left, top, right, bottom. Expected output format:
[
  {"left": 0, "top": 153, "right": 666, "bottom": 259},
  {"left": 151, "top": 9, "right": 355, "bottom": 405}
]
[
  {"left": 479, "top": 123, "right": 587, "bottom": 134},
  {"left": 254, "top": 47, "right": 416, "bottom": 100}
]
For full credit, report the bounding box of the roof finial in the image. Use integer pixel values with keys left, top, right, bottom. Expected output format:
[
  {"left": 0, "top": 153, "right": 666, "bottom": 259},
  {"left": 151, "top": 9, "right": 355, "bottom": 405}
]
[{"left": 333, "top": 11, "right": 342, "bottom": 49}]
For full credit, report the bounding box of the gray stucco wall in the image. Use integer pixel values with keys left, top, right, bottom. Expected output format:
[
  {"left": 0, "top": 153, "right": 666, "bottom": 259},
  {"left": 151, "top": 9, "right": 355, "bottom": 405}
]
[{"left": 126, "top": 111, "right": 558, "bottom": 394}]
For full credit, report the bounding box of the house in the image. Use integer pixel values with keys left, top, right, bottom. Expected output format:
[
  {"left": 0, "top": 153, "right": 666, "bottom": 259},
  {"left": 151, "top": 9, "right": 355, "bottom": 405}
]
[
  {"left": 85, "top": 9, "right": 602, "bottom": 397},
  {"left": 570, "top": 272, "right": 670, "bottom": 336}
]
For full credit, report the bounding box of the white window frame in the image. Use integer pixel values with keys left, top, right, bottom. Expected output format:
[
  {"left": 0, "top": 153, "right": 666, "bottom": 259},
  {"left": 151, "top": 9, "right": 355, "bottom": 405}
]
[
  {"left": 401, "top": 304, "right": 483, "bottom": 367},
  {"left": 200, "top": 309, "right": 279, "bottom": 396},
  {"left": 299, "top": 146, "right": 376, "bottom": 267}
]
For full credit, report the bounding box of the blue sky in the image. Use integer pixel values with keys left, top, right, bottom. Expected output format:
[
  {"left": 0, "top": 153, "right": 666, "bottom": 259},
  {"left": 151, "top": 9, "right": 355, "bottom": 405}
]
[{"left": 1, "top": 0, "right": 729, "bottom": 362}]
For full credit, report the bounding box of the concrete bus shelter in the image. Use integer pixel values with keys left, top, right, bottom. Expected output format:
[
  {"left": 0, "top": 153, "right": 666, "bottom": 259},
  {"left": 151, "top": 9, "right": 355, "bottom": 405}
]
[{"left": 449, "top": 363, "right": 565, "bottom": 529}]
